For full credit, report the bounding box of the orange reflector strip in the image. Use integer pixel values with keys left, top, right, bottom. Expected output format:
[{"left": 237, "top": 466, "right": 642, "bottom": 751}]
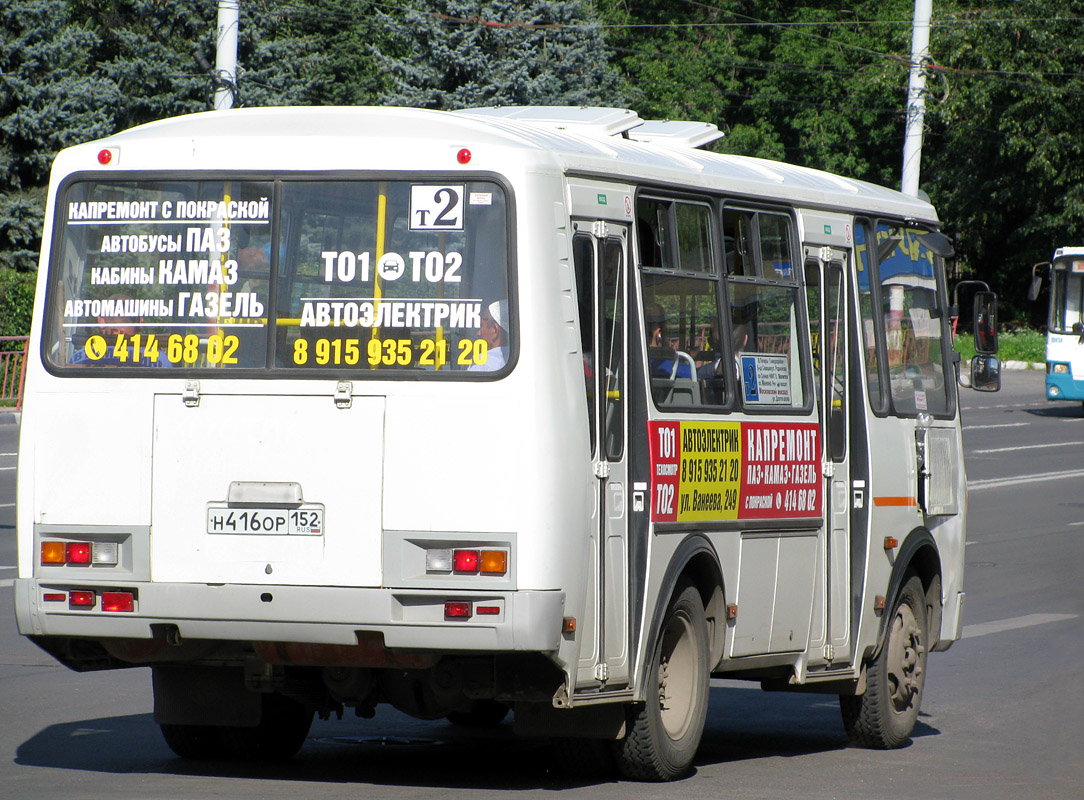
[
  {"left": 101, "top": 592, "right": 135, "bottom": 612},
  {"left": 884, "top": 536, "right": 899, "bottom": 550},
  {"left": 479, "top": 550, "right": 507, "bottom": 574},
  {"left": 41, "top": 542, "right": 66, "bottom": 564},
  {"left": 444, "top": 601, "right": 472, "bottom": 618},
  {"left": 873, "top": 496, "right": 918, "bottom": 507},
  {"left": 562, "top": 617, "right": 577, "bottom": 633},
  {"left": 69, "top": 591, "right": 95, "bottom": 608}
]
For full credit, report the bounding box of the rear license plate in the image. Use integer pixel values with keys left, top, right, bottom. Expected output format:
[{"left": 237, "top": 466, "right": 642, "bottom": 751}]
[{"left": 207, "top": 506, "right": 323, "bottom": 536}]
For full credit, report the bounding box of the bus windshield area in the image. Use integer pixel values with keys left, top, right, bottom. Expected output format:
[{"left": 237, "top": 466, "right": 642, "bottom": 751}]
[
  {"left": 45, "top": 178, "right": 511, "bottom": 376},
  {"left": 1050, "top": 257, "right": 1084, "bottom": 333},
  {"left": 856, "top": 222, "right": 951, "bottom": 417}
]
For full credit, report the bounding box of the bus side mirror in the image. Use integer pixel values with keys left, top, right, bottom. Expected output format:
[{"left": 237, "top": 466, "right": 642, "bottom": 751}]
[
  {"left": 971, "top": 355, "right": 1001, "bottom": 392},
  {"left": 973, "top": 291, "right": 998, "bottom": 354},
  {"left": 1027, "top": 262, "right": 1048, "bottom": 302},
  {"left": 1028, "top": 274, "right": 1043, "bottom": 302}
]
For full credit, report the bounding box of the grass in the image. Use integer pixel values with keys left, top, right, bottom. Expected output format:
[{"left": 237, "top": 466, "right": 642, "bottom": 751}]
[{"left": 953, "top": 328, "right": 1045, "bottom": 364}]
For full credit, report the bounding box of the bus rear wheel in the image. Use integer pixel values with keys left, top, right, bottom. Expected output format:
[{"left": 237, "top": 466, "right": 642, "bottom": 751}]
[
  {"left": 840, "top": 574, "right": 928, "bottom": 749},
  {"left": 614, "top": 582, "right": 709, "bottom": 781},
  {"left": 161, "top": 693, "right": 313, "bottom": 761}
]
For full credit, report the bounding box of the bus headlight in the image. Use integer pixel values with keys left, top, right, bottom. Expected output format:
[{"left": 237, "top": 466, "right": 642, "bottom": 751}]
[{"left": 1051, "top": 363, "right": 1069, "bottom": 374}]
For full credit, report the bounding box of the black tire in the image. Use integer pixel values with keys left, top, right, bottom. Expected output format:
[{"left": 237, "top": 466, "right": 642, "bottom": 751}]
[
  {"left": 160, "top": 723, "right": 222, "bottom": 760},
  {"left": 446, "top": 700, "right": 510, "bottom": 728},
  {"left": 163, "top": 693, "right": 312, "bottom": 762},
  {"left": 840, "top": 574, "right": 929, "bottom": 749},
  {"left": 551, "top": 736, "right": 617, "bottom": 780},
  {"left": 614, "top": 582, "right": 710, "bottom": 781},
  {"left": 217, "top": 693, "right": 313, "bottom": 761}
]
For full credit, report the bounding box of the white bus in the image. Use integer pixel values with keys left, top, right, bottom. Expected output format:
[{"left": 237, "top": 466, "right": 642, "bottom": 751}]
[
  {"left": 1030, "top": 247, "right": 1084, "bottom": 412},
  {"left": 15, "top": 106, "right": 999, "bottom": 781}
]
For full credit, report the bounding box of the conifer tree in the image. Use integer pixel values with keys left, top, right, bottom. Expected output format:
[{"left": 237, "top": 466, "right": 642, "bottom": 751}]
[{"left": 373, "top": 0, "right": 631, "bottom": 110}]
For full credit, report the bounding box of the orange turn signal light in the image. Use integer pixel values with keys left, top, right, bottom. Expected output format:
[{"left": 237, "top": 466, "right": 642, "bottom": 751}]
[
  {"left": 41, "top": 542, "right": 66, "bottom": 564},
  {"left": 479, "top": 550, "right": 507, "bottom": 574}
]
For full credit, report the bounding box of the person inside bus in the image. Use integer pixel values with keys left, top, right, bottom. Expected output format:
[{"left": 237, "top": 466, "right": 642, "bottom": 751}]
[
  {"left": 645, "top": 303, "right": 692, "bottom": 379},
  {"left": 469, "top": 299, "right": 508, "bottom": 372}
]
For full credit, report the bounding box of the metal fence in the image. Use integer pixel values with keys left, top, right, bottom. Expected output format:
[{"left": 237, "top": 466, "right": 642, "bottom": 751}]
[{"left": 1, "top": 336, "right": 29, "bottom": 411}]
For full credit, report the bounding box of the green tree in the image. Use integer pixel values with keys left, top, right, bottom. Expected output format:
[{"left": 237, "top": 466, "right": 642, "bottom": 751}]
[
  {"left": 373, "top": 0, "right": 631, "bottom": 109},
  {"left": 923, "top": 1, "right": 1084, "bottom": 321},
  {"left": 0, "top": 0, "right": 119, "bottom": 273},
  {"left": 596, "top": 0, "right": 919, "bottom": 182},
  {"left": 238, "top": 1, "right": 392, "bottom": 107}
]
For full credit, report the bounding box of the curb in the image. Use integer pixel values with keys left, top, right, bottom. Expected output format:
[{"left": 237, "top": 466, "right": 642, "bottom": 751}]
[
  {"left": 1001, "top": 360, "right": 1044, "bottom": 371},
  {"left": 0, "top": 411, "right": 20, "bottom": 425}
]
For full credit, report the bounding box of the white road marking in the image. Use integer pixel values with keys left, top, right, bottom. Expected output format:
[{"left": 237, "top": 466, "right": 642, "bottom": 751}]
[
  {"left": 962, "top": 422, "right": 1029, "bottom": 430},
  {"left": 0, "top": 579, "right": 12, "bottom": 588},
  {"left": 968, "top": 468, "right": 1084, "bottom": 490},
  {"left": 973, "top": 441, "right": 1080, "bottom": 454},
  {"left": 963, "top": 613, "right": 1078, "bottom": 639}
]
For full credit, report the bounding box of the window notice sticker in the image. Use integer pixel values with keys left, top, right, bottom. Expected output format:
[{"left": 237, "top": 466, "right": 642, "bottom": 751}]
[
  {"left": 410, "top": 185, "right": 464, "bottom": 231},
  {"left": 740, "top": 353, "right": 792, "bottom": 405}
]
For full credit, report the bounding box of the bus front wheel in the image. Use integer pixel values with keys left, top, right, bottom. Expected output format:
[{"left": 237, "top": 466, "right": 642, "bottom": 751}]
[
  {"left": 614, "top": 582, "right": 709, "bottom": 781},
  {"left": 840, "top": 574, "right": 928, "bottom": 748}
]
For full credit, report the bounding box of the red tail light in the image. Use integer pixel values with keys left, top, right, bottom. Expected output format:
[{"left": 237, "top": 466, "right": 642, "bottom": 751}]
[
  {"left": 69, "top": 591, "right": 95, "bottom": 608},
  {"left": 101, "top": 592, "right": 135, "bottom": 612},
  {"left": 444, "top": 601, "right": 472, "bottom": 619}
]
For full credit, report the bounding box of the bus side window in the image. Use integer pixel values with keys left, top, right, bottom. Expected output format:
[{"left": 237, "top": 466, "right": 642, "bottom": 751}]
[
  {"left": 642, "top": 273, "right": 722, "bottom": 408},
  {"left": 722, "top": 207, "right": 807, "bottom": 409}
]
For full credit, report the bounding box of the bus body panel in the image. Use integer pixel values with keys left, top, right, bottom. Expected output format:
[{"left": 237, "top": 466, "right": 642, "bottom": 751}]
[{"left": 151, "top": 392, "right": 385, "bottom": 587}]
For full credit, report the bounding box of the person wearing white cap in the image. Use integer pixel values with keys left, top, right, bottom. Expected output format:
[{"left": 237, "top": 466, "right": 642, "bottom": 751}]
[{"left": 469, "top": 299, "right": 508, "bottom": 371}]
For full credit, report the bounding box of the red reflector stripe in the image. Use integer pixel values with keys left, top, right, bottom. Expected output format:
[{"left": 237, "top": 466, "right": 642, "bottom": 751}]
[
  {"left": 101, "top": 592, "right": 135, "bottom": 612},
  {"left": 43, "top": 593, "right": 67, "bottom": 602},
  {"left": 476, "top": 605, "right": 500, "bottom": 615}
]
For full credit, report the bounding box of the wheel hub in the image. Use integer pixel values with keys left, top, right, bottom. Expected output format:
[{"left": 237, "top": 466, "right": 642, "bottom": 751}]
[{"left": 886, "top": 601, "right": 925, "bottom": 713}]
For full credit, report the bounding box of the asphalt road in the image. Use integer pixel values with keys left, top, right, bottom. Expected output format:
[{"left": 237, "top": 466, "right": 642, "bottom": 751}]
[{"left": 1, "top": 368, "right": 1081, "bottom": 799}]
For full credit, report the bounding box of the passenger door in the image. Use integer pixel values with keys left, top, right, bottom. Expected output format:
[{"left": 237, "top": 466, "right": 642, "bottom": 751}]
[
  {"left": 572, "top": 222, "right": 630, "bottom": 689},
  {"left": 807, "top": 249, "right": 853, "bottom": 662}
]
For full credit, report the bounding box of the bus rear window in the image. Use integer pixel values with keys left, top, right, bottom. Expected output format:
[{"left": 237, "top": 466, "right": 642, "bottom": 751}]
[{"left": 45, "top": 178, "right": 511, "bottom": 376}]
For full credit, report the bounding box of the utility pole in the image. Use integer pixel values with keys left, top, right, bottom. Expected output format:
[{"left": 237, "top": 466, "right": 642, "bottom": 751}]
[
  {"left": 215, "top": 0, "right": 240, "bottom": 110},
  {"left": 901, "top": 0, "right": 931, "bottom": 197}
]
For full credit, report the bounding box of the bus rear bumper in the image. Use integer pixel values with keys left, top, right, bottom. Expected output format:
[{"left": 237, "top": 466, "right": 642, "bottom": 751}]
[{"left": 14, "top": 578, "right": 565, "bottom": 654}]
